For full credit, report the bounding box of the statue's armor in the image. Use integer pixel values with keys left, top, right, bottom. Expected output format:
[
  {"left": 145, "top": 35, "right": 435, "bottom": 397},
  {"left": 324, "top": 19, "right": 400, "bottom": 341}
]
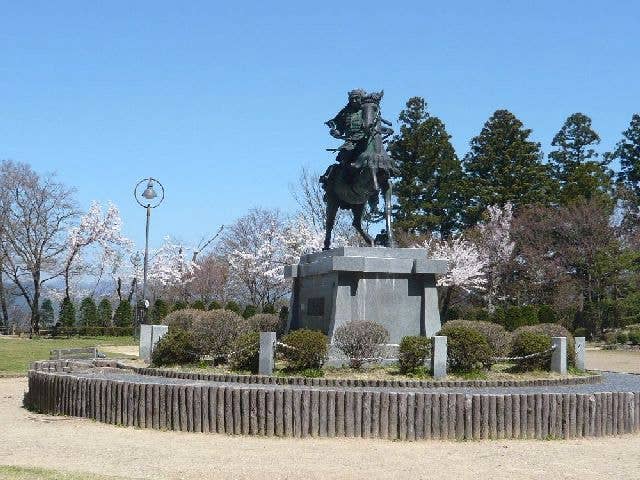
[{"left": 343, "top": 110, "right": 365, "bottom": 143}]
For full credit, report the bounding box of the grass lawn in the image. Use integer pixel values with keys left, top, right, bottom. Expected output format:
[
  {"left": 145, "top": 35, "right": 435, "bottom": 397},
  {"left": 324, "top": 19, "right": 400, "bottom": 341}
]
[
  {"left": 0, "top": 466, "right": 131, "bottom": 480},
  {"left": 0, "top": 336, "right": 137, "bottom": 375}
]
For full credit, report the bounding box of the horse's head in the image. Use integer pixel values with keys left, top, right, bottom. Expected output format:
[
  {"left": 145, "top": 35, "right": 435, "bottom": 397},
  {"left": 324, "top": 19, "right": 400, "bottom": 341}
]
[{"left": 361, "top": 90, "right": 384, "bottom": 128}]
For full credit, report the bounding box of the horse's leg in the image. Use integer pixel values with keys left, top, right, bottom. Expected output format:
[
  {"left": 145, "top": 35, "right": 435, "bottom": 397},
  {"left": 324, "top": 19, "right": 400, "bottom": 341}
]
[
  {"left": 323, "top": 196, "right": 338, "bottom": 250},
  {"left": 383, "top": 177, "right": 395, "bottom": 247},
  {"left": 352, "top": 204, "right": 373, "bottom": 246}
]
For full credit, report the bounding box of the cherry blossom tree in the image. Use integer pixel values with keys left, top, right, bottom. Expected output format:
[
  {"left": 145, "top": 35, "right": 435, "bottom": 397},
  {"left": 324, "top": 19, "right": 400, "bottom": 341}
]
[
  {"left": 63, "top": 201, "right": 132, "bottom": 299},
  {"left": 420, "top": 236, "right": 488, "bottom": 319}
]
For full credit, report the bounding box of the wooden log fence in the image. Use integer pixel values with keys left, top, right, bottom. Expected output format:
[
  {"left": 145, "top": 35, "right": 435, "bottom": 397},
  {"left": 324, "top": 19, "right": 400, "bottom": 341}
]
[{"left": 24, "top": 367, "right": 640, "bottom": 441}]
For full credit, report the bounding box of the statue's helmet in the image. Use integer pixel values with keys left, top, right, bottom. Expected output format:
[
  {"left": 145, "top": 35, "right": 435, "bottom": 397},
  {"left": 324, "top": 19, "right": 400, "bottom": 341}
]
[{"left": 348, "top": 89, "right": 366, "bottom": 100}]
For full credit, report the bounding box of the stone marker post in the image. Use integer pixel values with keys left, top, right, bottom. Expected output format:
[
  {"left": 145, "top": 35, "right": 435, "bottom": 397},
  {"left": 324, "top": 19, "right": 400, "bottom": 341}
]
[
  {"left": 259, "top": 332, "right": 277, "bottom": 376},
  {"left": 551, "top": 337, "right": 567, "bottom": 375},
  {"left": 139, "top": 325, "right": 168, "bottom": 363},
  {"left": 575, "top": 337, "right": 586, "bottom": 370},
  {"left": 432, "top": 336, "right": 447, "bottom": 379}
]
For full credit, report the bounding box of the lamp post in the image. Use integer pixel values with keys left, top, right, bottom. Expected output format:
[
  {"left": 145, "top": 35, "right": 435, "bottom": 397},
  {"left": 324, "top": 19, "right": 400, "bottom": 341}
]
[{"left": 134, "top": 177, "right": 164, "bottom": 325}]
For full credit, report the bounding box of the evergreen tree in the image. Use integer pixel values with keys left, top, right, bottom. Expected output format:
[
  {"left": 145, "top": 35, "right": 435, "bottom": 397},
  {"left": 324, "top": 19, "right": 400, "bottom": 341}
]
[
  {"left": 262, "top": 303, "right": 276, "bottom": 314},
  {"left": 79, "top": 297, "right": 99, "bottom": 327},
  {"left": 242, "top": 304, "right": 258, "bottom": 319},
  {"left": 609, "top": 114, "right": 640, "bottom": 196},
  {"left": 549, "top": 112, "right": 612, "bottom": 203},
  {"left": 40, "top": 299, "right": 55, "bottom": 327},
  {"left": 150, "top": 299, "right": 169, "bottom": 323},
  {"left": 113, "top": 300, "right": 133, "bottom": 328},
  {"left": 59, "top": 297, "right": 76, "bottom": 328},
  {"left": 190, "top": 299, "right": 206, "bottom": 310},
  {"left": 97, "top": 298, "right": 112, "bottom": 327},
  {"left": 208, "top": 300, "right": 222, "bottom": 310},
  {"left": 225, "top": 300, "right": 241, "bottom": 314},
  {"left": 463, "top": 109, "right": 555, "bottom": 226},
  {"left": 389, "top": 97, "right": 464, "bottom": 237},
  {"left": 172, "top": 301, "right": 187, "bottom": 311}
]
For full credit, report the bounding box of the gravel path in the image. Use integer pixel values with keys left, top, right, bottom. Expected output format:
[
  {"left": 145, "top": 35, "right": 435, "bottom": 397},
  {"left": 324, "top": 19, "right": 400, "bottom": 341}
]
[
  {"left": 2, "top": 378, "right": 639, "bottom": 480},
  {"left": 68, "top": 370, "right": 640, "bottom": 395}
]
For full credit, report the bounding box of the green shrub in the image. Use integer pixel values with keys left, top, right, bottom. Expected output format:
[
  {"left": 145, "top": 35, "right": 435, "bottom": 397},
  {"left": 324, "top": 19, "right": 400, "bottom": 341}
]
[
  {"left": 628, "top": 330, "right": 640, "bottom": 346},
  {"left": 248, "top": 313, "right": 282, "bottom": 336},
  {"left": 443, "top": 319, "right": 511, "bottom": 357},
  {"left": 510, "top": 330, "right": 552, "bottom": 371},
  {"left": 172, "top": 301, "right": 187, "bottom": 311},
  {"left": 225, "top": 301, "right": 241, "bottom": 315},
  {"left": 150, "top": 299, "right": 169, "bottom": 323},
  {"left": 517, "top": 323, "right": 576, "bottom": 367},
  {"left": 97, "top": 298, "right": 113, "bottom": 327},
  {"left": 162, "top": 308, "right": 204, "bottom": 331},
  {"left": 242, "top": 304, "right": 258, "bottom": 319},
  {"left": 151, "top": 329, "right": 198, "bottom": 366},
  {"left": 280, "top": 329, "right": 328, "bottom": 371},
  {"left": 190, "top": 300, "right": 206, "bottom": 310},
  {"left": 229, "top": 332, "right": 260, "bottom": 373},
  {"left": 79, "top": 297, "right": 99, "bottom": 327},
  {"left": 521, "top": 305, "right": 539, "bottom": 326},
  {"left": 113, "top": 300, "right": 133, "bottom": 328},
  {"left": 262, "top": 303, "right": 277, "bottom": 314},
  {"left": 333, "top": 320, "right": 389, "bottom": 369},
  {"left": 438, "top": 324, "right": 493, "bottom": 372},
  {"left": 538, "top": 305, "right": 556, "bottom": 324},
  {"left": 59, "top": 297, "right": 76, "bottom": 328},
  {"left": 208, "top": 300, "right": 222, "bottom": 310},
  {"left": 398, "top": 336, "right": 431, "bottom": 374},
  {"left": 491, "top": 307, "right": 506, "bottom": 327},
  {"left": 616, "top": 331, "right": 629, "bottom": 344},
  {"left": 573, "top": 327, "right": 590, "bottom": 340}
]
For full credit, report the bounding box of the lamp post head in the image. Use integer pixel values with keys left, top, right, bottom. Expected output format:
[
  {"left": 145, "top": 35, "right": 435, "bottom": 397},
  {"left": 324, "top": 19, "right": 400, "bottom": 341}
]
[{"left": 142, "top": 179, "right": 157, "bottom": 200}]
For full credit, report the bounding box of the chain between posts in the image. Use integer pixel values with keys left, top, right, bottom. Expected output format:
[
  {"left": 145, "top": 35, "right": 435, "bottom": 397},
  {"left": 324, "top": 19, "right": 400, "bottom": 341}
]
[{"left": 491, "top": 345, "right": 556, "bottom": 362}]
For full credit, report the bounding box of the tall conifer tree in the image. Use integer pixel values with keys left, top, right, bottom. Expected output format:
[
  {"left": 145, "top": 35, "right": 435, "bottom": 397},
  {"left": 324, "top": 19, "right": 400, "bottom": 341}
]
[
  {"left": 609, "top": 114, "right": 640, "bottom": 196},
  {"left": 389, "top": 97, "right": 464, "bottom": 238},
  {"left": 462, "top": 109, "right": 554, "bottom": 226},
  {"left": 549, "top": 112, "right": 612, "bottom": 204}
]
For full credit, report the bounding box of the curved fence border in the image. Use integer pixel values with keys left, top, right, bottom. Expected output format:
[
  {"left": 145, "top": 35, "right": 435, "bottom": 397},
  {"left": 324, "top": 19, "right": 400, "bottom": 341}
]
[
  {"left": 131, "top": 367, "right": 602, "bottom": 389},
  {"left": 24, "top": 361, "right": 639, "bottom": 441}
]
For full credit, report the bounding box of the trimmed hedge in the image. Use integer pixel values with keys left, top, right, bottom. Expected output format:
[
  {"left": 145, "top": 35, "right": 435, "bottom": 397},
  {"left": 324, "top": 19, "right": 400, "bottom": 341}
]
[
  {"left": 229, "top": 332, "right": 260, "bottom": 373},
  {"left": 438, "top": 324, "right": 493, "bottom": 372},
  {"left": 151, "top": 329, "right": 198, "bottom": 366},
  {"left": 280, "top": 329, "right": 328, "bottom": 371},
  {"left": 191, "top": 310, "right": 249, "bottom": 359},
  {"left": 398, "top": 336, "right": 431, "bottom": 374},
  {"left": 442, "top": 320, "right": 510, "bottom": 357},
  {"left": 510, "top": 330, "right": 552, "bottom": 371}
]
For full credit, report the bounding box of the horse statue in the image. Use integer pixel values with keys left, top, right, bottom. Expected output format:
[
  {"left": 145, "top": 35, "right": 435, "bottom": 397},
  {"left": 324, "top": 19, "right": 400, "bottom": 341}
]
[{"left": 320, "top": 89, "right": 397, "bottom": 250}]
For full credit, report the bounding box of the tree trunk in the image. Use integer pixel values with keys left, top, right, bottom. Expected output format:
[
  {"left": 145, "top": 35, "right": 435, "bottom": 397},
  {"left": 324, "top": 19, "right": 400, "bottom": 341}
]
[{"left": 0, "top": 273, "right": 8, "bottom": 331}]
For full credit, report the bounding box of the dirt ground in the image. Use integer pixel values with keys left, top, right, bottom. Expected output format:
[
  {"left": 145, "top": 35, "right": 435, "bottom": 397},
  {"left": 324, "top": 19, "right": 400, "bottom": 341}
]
[
  {"left": 585, "top": 348, "right": 640, "bottom": 373},
  {"left": 1, "top": 377, "right": 640, "bottom": 480}
]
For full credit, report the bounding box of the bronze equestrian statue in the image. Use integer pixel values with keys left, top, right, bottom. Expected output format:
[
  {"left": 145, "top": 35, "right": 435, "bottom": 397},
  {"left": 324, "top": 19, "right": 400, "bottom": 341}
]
[{"left": 320, "top": 89, "right": 397, "bottom": 250}]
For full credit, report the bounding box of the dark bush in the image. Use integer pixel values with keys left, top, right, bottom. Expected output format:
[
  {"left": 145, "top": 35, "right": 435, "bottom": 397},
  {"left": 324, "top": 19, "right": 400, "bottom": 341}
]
[
  {"left": 162, "top": 308, "right": 204, "bottom": 332},
  {"left": 242, "top": 304, "right": 258, "bottom": 319},
  {"left": 438, "top": 324, "right": 493, "bottom": 372},
  {"left": 522, "top": 324, "right": 575, "bottom": 366},
  {"left": 616, "top": 331, "right": 629, "bottom": 344},
  {"left": 538, "top": 305, "right": 556, "bottom": 324},
  {"left": 628, "top": 330, "right": 640, "bottom": 346},
  {"left": 208, "top": 300, "right": 222, "bottom": 310},
  {"left": 225, "top": 301, "right": 242, "bottom": 315},
  {"left": 573, "top": 327, "right": 590, "bottom": 340},
  {"left": 491, "top": 307, "right": 506, "bottom": 327},
  {"left": 333, "top": 320, "right": 389, "bottom": 369},
  {"left": 262, "top": 303, "right": 277, "bottom": 314},
  {"left": 521, "top": 305, "right": 539, "bottom": 326},
  {"left": 604, "top": 331, "right": 617, "bottom": 345},
  {"left": 443, "top": 319, "right": 511, "bottom": 357},
  {"left": 280, "top": 329, "right": 328, "bottom": 371},
  {"left": 172, "top": 301, "right": 187, "bottom": 311},
  {"left": 510, "top": 330, "right": 552, "bottom": 371},
  {"left": 190, "top": 300, "right": 206, "bottom": 310},
  {"left": 398, "top": 336, "right": 431, "bottom": 374},
  {"left": 113, "top": 300, "right": 133, "bottom": 328},
  {"left": 191, "top": 310, "right": 249, "bottom": 359},
  {"left": 150, "top": 299, "right": 169, "bottom": 323},
  {"left": 248, "top": 313, "right": 282, "bottom": 336},
  {"left": 229, "top": 332, "right": 260, "bottom": 373},
  {"left": 151, "top": 329, "right": 198, "bottom": 366}
]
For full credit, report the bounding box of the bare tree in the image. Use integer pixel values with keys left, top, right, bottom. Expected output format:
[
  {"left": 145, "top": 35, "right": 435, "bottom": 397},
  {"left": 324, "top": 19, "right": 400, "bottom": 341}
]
[
  {"left": 0, "top": 161, "right": 78, "bottom": 334},
  {"left": 190, "top": 252, "right": 234, "bottom": 304}
]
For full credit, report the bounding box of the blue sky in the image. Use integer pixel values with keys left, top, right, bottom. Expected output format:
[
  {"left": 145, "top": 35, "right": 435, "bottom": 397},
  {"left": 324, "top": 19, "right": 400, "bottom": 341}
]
[{"left": 2, "top": 1, "right": 639, "bottom": 250}]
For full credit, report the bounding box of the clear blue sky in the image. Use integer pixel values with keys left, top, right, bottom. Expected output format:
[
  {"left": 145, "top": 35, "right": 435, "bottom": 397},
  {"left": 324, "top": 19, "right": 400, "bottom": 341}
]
[{"left": 2, "top": 1, "right": 639, "bottom": 250}]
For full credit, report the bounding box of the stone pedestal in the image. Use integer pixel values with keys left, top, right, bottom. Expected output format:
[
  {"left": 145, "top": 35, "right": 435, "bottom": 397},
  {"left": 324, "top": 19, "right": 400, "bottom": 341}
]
[
  {"left": 284, "top": 247, "right": 447, "bottom": 343},
  {"left": 139, "top": 324, "right": 168, "bottom": 363}
]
